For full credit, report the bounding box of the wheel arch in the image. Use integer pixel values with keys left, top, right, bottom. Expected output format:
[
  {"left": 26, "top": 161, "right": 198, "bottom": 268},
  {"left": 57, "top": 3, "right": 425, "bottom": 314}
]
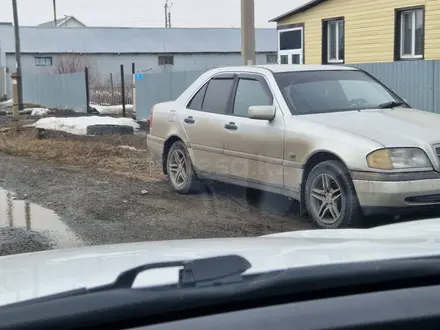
[
  {"left": 162, "top": 135, "right": 184, "bottom": 175},
  {"left": 300, "top": 150, "right": 349, "bottom": 214}
]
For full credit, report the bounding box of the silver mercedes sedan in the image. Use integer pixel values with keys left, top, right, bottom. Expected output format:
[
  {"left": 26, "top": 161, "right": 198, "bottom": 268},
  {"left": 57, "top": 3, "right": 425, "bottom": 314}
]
[{"left": 147, "top": 64, "right": 440, "bottom": 229}]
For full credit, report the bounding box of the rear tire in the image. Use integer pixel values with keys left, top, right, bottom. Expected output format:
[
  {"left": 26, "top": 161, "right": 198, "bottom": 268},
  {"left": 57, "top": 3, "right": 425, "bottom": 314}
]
[
  {"left": 166, "top": 141, "right": 200, "bottom": 194},
  {"left": 305, "top": 160, "right": 362, "bottom": 229}
]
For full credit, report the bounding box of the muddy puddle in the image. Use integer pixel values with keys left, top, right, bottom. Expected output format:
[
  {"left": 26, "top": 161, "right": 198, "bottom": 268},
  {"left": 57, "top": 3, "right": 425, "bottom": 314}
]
[{"left": 0, "top": 188, "right": 82, "bottom": 249}]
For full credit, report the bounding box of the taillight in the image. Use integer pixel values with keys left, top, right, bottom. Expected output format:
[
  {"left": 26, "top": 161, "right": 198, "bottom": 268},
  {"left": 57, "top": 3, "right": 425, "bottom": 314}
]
[{"left": 149, "top": 107, "right": 154, "bottom": 129}]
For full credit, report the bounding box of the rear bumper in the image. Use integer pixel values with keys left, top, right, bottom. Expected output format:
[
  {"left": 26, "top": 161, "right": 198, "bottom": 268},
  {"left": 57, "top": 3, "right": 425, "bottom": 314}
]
[
  {"left": 351, "top": 170, "right": 440, "bottom": 214},
  {"left": 146, "top": 135, "right": 165, "bottom": 162}
]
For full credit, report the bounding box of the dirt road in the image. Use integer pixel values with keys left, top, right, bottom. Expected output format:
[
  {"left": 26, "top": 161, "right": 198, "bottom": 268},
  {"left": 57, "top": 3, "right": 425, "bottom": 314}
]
[{"left": 0, "top": 153, "right": 312, "bottom": 256}]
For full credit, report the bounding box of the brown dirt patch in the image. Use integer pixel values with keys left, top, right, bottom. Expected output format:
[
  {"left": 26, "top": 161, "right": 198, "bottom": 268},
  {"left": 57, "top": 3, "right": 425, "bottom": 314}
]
[{"left": 0, "top": 126, "right": 163, "bottom": 181}]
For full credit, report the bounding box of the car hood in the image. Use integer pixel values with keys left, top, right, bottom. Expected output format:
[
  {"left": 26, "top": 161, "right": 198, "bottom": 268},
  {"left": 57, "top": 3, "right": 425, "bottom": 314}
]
[
  {"left": 303, "top": 108, "right": 440, "bottom": 148},
  {"left": 2, "top": 218, "right": 440, "bottom": 307}
]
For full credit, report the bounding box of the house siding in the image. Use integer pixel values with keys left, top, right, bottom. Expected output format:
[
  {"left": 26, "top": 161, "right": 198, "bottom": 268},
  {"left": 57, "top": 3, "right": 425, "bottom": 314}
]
[{"left": 278, "top": 0, "right": 439, "bottom": 64}]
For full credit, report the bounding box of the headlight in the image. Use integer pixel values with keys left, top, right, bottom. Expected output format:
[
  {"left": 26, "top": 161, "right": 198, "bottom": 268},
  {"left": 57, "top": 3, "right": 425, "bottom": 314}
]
[{"left": 367, "top": 148, "right": 432, "bottom": 170}]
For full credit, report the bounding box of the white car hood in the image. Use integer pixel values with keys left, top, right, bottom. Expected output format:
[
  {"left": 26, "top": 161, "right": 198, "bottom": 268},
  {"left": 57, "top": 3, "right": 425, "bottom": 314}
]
[
  {"left": 2, "top": 218, "right": 440, "bottom": 307},
  {"left": 304, "top": 108, "right": 440, "bottom": 148}
]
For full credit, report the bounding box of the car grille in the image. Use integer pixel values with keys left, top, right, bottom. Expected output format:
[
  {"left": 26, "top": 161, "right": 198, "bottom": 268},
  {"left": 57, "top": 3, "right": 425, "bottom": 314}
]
[{"left": 436, "top": 147, "right": 440, "bottom": 162}]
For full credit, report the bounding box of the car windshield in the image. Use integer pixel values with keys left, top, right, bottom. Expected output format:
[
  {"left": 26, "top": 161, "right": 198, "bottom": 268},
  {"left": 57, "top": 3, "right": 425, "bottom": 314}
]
[
  {"left": 1, "top": 0, "right": 440, "bottom": 320},
  {"left": 275, "top": 70, "right": 401, "bottom": 114}
]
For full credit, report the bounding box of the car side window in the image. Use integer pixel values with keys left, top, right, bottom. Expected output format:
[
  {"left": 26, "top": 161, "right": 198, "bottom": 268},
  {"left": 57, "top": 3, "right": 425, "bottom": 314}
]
[
  {"left": 233, "top": 78, "right": 273, "bottom": 117},
  {"left": 187, "top": 83, "right": 208, "bottom": 110},
  {"left": 201, "top": 78, "right": 234, "bottom": 114}
]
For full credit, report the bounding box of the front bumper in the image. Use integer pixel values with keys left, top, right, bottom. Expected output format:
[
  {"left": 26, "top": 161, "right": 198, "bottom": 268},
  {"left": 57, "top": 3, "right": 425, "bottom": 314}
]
[{"left": 352, "top": 170, "right": 440, "bottom": 213}]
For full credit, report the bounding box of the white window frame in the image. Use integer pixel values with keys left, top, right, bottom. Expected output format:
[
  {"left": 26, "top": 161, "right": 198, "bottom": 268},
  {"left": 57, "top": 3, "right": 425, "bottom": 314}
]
[
  {"left": 277, "top": 27, "right": 304, "bottom": 64},
  {"left": 327, "top": 20, "right": 344, "bottom": 63},
  {"left": 400, "top": 9, "right": 424, "bottom": 59}
]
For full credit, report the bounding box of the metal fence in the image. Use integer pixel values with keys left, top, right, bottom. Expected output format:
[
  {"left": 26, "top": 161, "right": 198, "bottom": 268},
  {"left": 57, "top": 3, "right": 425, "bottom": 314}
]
[
  {"left": 353, "top": 60, "right": 440, "bottom": 113},
  {"left": 22, "top": 71, "right": 87, "bottom": 111},
  {"left": 90, "top": 85, "right": 133, "bottom": 106},
  {"left": 134, "top": 60, "right": 440, "bottom": 121},
  {"left": 135, "top": 70, "right": 204, "bottom": 120}
]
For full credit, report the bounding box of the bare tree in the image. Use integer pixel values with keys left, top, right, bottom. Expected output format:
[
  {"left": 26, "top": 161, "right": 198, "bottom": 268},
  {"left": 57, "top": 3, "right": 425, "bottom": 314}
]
[{"left": 52, "top": 54, "right": 99, "bottom": 86}]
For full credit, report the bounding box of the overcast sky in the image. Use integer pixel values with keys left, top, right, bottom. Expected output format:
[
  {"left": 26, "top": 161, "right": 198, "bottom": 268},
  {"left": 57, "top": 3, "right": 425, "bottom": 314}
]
[{"left": 0, "top": 0, "right": 307, "bottom": 28}]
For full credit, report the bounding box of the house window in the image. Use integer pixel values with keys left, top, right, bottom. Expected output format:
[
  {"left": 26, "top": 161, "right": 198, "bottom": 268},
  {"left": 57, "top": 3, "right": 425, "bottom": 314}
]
[
  {"left": 396, "top": 8, "right": 424, "bottom": 59},
  {"left": 266, "top": 54, "right": 278, "bottom": 64},
  {"left": 158, "top": 55, "right": 174, "bottom": 65},
  {"left": 35, "top": 56, "right": 53, "bottom": 66},
  {"left": 322, "top": 18, "right": 344, "bottom": 64}
]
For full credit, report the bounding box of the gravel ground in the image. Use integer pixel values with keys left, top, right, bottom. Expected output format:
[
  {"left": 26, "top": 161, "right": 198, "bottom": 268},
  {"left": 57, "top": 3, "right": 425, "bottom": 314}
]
[
  {"left": 1, "top": 151, "right": 438, "bottom": 257},
  {"left": 0, "top": 153, "right": 312, "bottom": 256}
]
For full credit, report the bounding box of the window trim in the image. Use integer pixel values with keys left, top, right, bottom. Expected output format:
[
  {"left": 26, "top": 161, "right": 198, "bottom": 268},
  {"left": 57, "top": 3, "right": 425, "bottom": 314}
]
[
  {"left": 229, "top": 73, "right": 274, "bottom": 117},
  {"left": 322, "top": 17, "right": 345, "bottom": 65},
  {"left": 277, "top": 23, "right": 305, "bottom": 64},
  {"left": 158, "top": 54, "right": 174, "bottom": 66},
  {"left": 394, "top": 6, "right": 425, "bottom": 61},
  {"left": 34, "top": 56, "right": 53, "bottom": 67},
  {"left": 266, "top": 53, "right": 278, "bottom": 64}
]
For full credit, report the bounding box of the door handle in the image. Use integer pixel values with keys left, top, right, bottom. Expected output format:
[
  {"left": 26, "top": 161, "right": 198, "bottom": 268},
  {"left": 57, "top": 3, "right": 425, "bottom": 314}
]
[
  {"left": 184, "top": 116, "right": 195, "bottom": 124},
  {"left": 224, "top": 122, "right": 238, "bottom": 130}
]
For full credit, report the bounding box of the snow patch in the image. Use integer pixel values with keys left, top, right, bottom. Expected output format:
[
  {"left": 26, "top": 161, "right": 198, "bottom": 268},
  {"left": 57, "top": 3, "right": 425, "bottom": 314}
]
[
  {"left": 30, "top": 108, "right": 50, "bottom": 117},
  {"left": 91, "top": 104, "right": 134, "bottom": 115},
  {"left": 0, "top": 99, "right": 12, "bottom": 107},
  {"left": 31, "top": 116, "right": 140, "bottom": 136},
  {"left": 116, "top": 145, "right": 147, "bottom": 152}
]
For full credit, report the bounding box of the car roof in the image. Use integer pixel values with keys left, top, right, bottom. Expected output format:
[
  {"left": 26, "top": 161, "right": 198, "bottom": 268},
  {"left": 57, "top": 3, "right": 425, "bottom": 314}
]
[
  {"left": 256, "top": 64, "right": 357, "bottom": 72},
  {"left": 206, "top": 64, "right": 357, "bottom": 75}
]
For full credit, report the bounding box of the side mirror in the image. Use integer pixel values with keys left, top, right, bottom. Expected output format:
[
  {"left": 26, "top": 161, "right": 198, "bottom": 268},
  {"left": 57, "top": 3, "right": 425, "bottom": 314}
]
[{"left": 248, "top": 105, "right": 276, "bottom": 121}]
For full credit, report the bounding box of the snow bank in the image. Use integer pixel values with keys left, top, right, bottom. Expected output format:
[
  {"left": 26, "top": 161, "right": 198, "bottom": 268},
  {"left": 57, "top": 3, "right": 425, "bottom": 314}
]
[
  {"left": 0, "top": 99, "right": 12, "bottom": 107},
  {"left": 31, "top": 116, "right": 140, "bottom": 136},
  {"left": 30, "top": 108, "right": 50, "bottom": 117},
  {"left": 91, "top": 104, "right": 134, "bottom": 115}
]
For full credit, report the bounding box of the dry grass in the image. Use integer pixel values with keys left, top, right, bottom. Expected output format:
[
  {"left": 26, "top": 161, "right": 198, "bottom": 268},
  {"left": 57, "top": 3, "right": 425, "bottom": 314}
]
[{"left": 0, "top": 126, "right": 163, "bottom": 181}]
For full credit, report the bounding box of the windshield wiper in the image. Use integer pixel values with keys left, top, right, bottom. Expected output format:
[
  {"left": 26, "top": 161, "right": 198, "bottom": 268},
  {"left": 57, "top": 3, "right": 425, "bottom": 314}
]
[
  {"left": 4, "top": 255, "right": 252, "bottom": 308},
  {"left": 377, "top": 101, "right": 407, "bottom": 109}
]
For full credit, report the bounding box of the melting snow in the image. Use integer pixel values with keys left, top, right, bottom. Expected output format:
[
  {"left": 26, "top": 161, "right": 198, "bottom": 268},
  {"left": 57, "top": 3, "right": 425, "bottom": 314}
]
[
  {"left": 31, "top": 116, "right": 140, "bottom": 136},
  {"left": 30, "top": 108, "right": 50, "bottom": 117},
  {"left": 91, "top": 104, "right": 134, "bottom": 115}
]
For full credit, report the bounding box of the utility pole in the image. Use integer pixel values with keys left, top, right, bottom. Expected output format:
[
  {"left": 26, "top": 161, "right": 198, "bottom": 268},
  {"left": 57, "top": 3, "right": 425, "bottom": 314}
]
[
  {"left": 53, "top": 0, "right": 57, "bottom": 27},
  {"left": 12, "top": 0, "right": 24, "bottom": 114},
  {"left": 164, "top": 0, "right": 173, "bottom": 28},
  {"left": 164, "top": 1, "right": 168, "bottom": 27},
  {"left": 241, "top": 0, "right": 256, "bottom": 65}
]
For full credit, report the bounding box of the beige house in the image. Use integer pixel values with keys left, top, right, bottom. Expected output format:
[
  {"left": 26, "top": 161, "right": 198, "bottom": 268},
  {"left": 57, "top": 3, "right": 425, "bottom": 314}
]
[{"left": 270, "top": 0, "right": 440, "bottom": 64}]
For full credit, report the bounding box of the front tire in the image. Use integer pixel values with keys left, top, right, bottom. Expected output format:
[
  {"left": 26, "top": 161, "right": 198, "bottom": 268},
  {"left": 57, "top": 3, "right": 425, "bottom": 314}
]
[
  {"left": 305, "top": 160, "right": 362, "bottom": 229},
  {"left": 166, "top": 141, "right": 200, "bottom": 194}
]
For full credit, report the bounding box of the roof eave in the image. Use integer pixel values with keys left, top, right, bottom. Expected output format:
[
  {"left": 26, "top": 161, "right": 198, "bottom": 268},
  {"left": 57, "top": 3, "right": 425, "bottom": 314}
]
[{"left": 269, "top": 0, "right": 328, "bottom": 23}]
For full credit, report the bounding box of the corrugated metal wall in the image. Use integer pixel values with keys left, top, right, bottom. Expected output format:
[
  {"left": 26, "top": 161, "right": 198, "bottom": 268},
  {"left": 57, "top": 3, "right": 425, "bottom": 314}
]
[
  {"left": 135, "top": 60, "right": 440, "bottom": 121},
  {"left": 22, "top": 72, "right": 87, "bottom": 111},
  {"left": 6, "top": 53, "right": 272, "bottom": 82},
  {"left": 354, "top": 60, "right": 440, "bottom": 113},
  {"left": 135, "top": 70, "right": 205, "bottom": 121}
]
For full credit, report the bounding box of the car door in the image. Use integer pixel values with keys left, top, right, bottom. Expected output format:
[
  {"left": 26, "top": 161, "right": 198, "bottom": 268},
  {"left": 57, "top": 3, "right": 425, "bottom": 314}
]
[
  {"left": 222, "top": 73, "right": 285, "bottom": 191},
  {"left": 180, "top": 74, "right": 235, "bottom": 176}
]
